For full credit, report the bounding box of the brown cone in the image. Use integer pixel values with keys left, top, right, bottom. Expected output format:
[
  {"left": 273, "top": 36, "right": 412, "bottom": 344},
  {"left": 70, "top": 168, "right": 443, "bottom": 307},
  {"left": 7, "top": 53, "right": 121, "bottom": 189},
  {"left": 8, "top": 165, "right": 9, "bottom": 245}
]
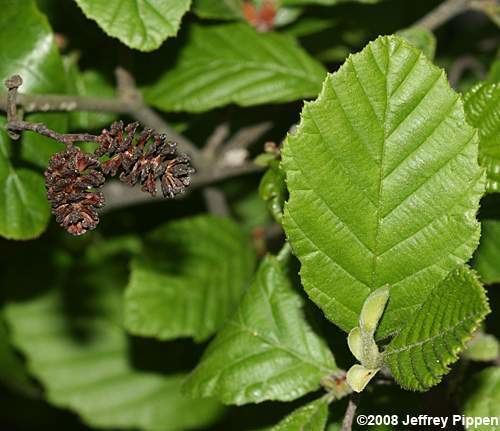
[
  {"left": 44, "top": 146, "right": 105, "bottom": 236},
  {"left": 95, "top": 121, "right": 194, "bottom": 198}
]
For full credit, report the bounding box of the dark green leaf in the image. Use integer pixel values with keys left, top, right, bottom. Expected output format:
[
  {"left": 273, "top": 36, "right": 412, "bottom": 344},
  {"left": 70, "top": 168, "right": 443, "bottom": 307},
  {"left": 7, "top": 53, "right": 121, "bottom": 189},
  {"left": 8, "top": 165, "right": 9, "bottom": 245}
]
[
  {"left": 464, "top": 82, "right": 500, "bottom": 193},
  {"left": 473, "top": 220, "right": 500, "bottom": 284},
  {"left": 145, "top": 23, "right": 326, "bottom": 112},
  {"left": 271, "top": 397, "right": 329, "bottom": 431},
  {"left": 184, "top": 254, "right": 337, "bottom": 405},
  {"left": 384, "top": 266, "right": 489, "bottom": 391},
  {"left": 124, "top": 216, "right": 255, "bottom": 342}
]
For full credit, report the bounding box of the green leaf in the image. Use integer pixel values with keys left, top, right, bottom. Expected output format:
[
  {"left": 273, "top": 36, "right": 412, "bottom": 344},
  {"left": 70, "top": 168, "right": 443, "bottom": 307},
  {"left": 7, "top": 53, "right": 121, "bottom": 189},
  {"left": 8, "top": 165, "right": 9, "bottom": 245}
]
[
  {"left": 397, "top": 27, "right": 436, "bottom": 60},
  {"left": 384, "top": 266, "right": 489, "bottom": 391},
  {"left": 73, "top": 0, "right": 191, "bottom": 51},
  {"left": 193, "top": 0, "right": 242, "bottom": 19},
  {"left": 473, "top": 220, "right": 500, "bottom": 284},
  {"left": 0, "top": 0, "right": 68, "bottom": 169},
  {"left": 282, "top": 35, "right": 484, "bottom": 339},
  {"left": 463, "top": 367, "right": 500, "bottom": 431},
  {"left": 464, "top": 82, "right": 500, "bottom": 193},
  {"left": 145, "top": 23, "right": 326, "bottom": 113},
  {"left": 124, "top": 216, "right": 255, "bottom": 342},
  {"left": 271, "top": 397, "right": 329, "bottom": 431},
  {"left": 183, "top": 254, "right": 337, "bottom": 405},
  {"left": 0, "top": 167, "right": 50, "bottom": 240},
  {"left": 3, "top": 264, "right": 222, "bottom": 430},
  {"left": 0, "top": 122, "right": 50, "bottom": 240},
  {"left": 259, "top": 160, "right": 287, "bottom": 223}
]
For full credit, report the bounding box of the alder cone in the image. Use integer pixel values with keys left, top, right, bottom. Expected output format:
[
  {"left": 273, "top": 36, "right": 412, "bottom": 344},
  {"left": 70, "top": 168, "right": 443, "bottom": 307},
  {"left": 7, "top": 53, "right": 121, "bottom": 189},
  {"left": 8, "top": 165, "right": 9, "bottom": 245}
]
[
  {"left": 44, "top": 146, "right": 105, "bottom": 236},
  {"left": 95, "top": 121, "right": 194, "bottom": 198}
]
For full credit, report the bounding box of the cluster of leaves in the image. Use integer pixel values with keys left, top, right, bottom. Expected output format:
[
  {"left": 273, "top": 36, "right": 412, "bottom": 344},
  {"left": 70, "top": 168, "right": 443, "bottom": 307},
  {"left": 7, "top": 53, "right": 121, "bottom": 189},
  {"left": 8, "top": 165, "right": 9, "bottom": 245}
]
[{"left": 0, "top": 0, "right": 499, "bottom": 430}]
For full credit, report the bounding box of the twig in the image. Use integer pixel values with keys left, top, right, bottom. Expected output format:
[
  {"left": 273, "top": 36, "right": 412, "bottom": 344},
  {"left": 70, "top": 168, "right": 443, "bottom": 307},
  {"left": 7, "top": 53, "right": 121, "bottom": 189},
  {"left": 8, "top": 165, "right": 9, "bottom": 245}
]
[
  {"left": 413, "top": 0, "right": 496, "bottom": 31},
  {"left": 222, "top": 122, "right": 272, "bottom": 153},
  {"left": 1, "top": 72, "right": 265, "bottom": 211},
  {"left": 202, "top": 122, "right": 231, "bottom": 160},
  {"left": 202, "top": 187, "right": 231, "bottom": 216},
  {"left": 341, "top": 393, "right": 360, "bottom": 431},
  {"left": 102, "top": 162, "right": 262, "bottom": 211},
  {"left": 448, "top": 55, "right": 487, "bottom": 88},
  {"left": 4, "top": 76, "right": 98, "bottom": 145}
]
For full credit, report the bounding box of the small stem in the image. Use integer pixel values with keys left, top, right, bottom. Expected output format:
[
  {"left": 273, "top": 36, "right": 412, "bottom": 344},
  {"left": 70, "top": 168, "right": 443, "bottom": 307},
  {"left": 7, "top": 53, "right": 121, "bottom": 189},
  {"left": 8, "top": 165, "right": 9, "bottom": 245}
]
[
  {"left": 341, "top": 393, "right": 360, "bottom": 431},
  {"left": 4, "top": 75, "right": 98, "bottom": 146},
  {"left": 7, "top": 120, "right": 98, "bottom": 146}
]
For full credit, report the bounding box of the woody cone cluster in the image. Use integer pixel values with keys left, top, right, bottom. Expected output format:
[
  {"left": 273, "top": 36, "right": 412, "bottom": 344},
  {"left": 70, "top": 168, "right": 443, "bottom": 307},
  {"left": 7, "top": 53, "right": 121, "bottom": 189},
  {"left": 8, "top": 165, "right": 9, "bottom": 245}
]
[{"left": 44, "top": 121, "right": 194, "bottom": 236}]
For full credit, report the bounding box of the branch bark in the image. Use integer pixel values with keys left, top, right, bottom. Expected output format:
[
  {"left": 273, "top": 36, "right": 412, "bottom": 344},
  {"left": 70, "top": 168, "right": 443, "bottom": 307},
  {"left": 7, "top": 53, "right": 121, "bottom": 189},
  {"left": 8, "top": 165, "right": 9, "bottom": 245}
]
[
  {"left": 414, "top": 0, "right": 497, "bottom": 31},
  {"left": 1, "top": 70, "right": 265, "bottom": 211},
  {"left": 341, "top": 393, "right": 360, "bottom": 431}
]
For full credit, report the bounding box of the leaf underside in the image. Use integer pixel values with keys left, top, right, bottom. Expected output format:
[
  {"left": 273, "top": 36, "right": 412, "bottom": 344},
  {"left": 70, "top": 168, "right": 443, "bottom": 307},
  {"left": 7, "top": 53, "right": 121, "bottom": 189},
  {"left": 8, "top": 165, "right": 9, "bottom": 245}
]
[
  {"left": 464, "top": 82, "right": 500, "bottom": 193},
  {"left": 282, "top": 35, "right": 484, "bottom": 339},
  {"left": 124, "top": 216, "right": 255, "bottom": 342},
  {"left": 183, "top": 255, "right": 337, "bottom": 405},
  {"left": 145, "top": 23, "right": 326, "bottom": 112},
  {"left": 384, "top": 266, "right": 489, "bottom": 391}
]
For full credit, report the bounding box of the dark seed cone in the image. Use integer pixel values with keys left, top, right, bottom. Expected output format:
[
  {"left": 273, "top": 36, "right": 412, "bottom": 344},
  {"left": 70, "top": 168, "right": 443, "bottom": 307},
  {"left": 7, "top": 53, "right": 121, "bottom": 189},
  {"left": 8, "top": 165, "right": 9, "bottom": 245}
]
[
  {"left": 95, "top": 121, "right": 194, "bottom": 198},
  {"left": 44, "top": 146, "right": 105, "bottom": 236}
]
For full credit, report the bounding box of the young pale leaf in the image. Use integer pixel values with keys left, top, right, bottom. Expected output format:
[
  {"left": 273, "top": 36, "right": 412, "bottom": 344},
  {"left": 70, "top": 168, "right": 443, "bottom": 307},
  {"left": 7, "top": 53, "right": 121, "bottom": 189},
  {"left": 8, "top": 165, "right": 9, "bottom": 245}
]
[
  {"left": 145, "top": 23, "right": 326, "bottom": 112},
  {"left": 183, "top": 255, "right": 337, "bottom": 405},
  {"left": 384, "top": 266, "right": 489, "bottom": 391},
  {"left": 282, "top": 35, "right": 484, "bottom": 339},
  {"left": 271, "top": 397, "right": 329, "bottom": 431},
  {"left": 464, "top": 82, "right": 500, "bottom": 193},
  {"left": 124, "top": 216, "right": 255, "bottom": 342},
  {"left": 73, "top": 0, "right": 191, "bottom": 51},
  {"left": 473, "top": 220, "right": 500, "bottom": 284},
  {"left": 4, "top": 269, "right": 222, "bottom": 430},
  {"left": 0, "top": 0, "right": 68, "bottom": 169},
  {"left": 463, "top": 367, "right": 500, "bottom": 430}
]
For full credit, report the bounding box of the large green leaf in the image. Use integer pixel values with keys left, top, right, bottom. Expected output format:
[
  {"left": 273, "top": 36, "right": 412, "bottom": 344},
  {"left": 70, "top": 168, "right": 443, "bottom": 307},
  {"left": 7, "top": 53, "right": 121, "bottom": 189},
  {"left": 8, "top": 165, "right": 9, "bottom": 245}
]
[
  {"left": 384, "top": 266, "right": 489, "bottom": 391},
  {"left": 463, "top": 367, "right": 500, "bottom": 431},
  {"left": 282, "top": 35, "right": 484, "bottom": 339},
  {"left": 0, "top": 0, "right": 68, "bottom": 169},
  {"left": 124, "top": 216, "right": 255, "bottom": 342},
  {"left": 473, "top": 220, "right": 500, "bottom": 284},
  {"left": 184, "top": 254, "right": 337, "bottom": 405},
  {"left": 464, "top": 82, "right": 500, "bottom": 193},
  {"left": 3, "top": 263, "right": 222, "bottom": 430},
  {"left": 145, "top": 23, "right": 326, "bottom": 112},
  {"left": 73, "top": 0, "right": 191, "bottom": 51},
  {"left": 271, "top": 397, "right": 329, "bottom": 431}
]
